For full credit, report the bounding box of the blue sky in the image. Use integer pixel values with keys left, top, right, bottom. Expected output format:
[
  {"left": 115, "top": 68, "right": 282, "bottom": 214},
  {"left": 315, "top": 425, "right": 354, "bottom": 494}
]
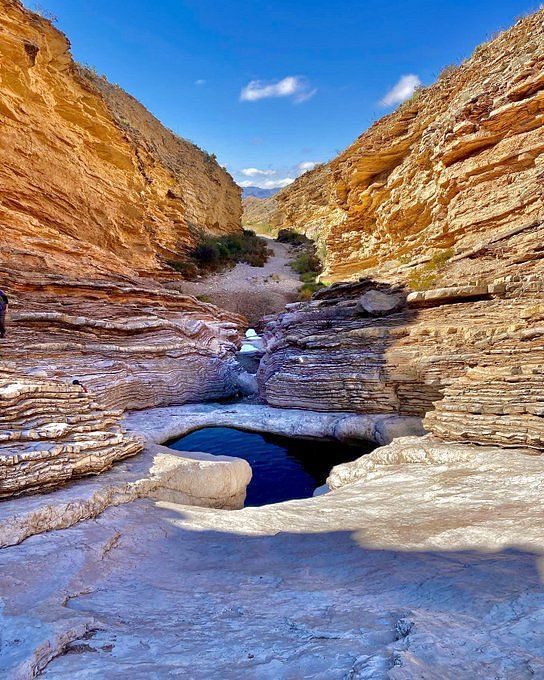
[{"left": 27, "top": 0, "right": 538, "bottom": 188}]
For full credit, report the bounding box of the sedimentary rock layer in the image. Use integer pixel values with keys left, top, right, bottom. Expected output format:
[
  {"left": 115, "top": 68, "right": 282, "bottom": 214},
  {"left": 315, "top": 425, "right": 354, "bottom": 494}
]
[
  {"left": 258, "top": 11, "right": 544, "bottom": 452},
  {"left": 259, "top": 275, "right": 544, "bottom": 449},
  {"left": 0, "top": 269, "right": 245, "bottom": 496},
  {"left": 267, "top": 11, "right": 544, "bottom": 285},
  {"left": 1, "top": 270, "right": 244, "bottom": 411},
  {"left": 0, "top": 0, "right": 241, "bottom": 279},
  {"left": 0, "top": 373, "right": 143, "bottom": 497}
]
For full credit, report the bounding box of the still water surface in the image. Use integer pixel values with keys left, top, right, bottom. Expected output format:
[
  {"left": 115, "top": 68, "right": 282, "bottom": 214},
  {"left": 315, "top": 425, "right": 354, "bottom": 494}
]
[{"left": 169, "top": 427, "right": 374, "bottom": 506}]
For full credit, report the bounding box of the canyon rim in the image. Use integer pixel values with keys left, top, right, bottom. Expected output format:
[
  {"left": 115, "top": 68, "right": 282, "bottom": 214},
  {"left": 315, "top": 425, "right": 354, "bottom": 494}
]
[{"left": 0, "top": 1, "right": 543, "bottom": 678}]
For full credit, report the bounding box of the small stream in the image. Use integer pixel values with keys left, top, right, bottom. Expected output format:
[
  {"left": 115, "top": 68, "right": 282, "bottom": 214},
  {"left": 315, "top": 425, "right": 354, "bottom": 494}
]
[{"left": 169, "top": 427, "right": 374, "bottom": 506}]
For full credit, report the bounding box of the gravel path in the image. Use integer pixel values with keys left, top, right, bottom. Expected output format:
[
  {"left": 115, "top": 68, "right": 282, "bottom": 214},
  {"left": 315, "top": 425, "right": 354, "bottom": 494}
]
[{"left": 174, "top": 238, "right": 300, "bottom": 327}]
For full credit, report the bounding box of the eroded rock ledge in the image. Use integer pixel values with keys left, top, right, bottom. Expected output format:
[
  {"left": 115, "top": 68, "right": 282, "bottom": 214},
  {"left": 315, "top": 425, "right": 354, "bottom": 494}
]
[
  {"left": 0, "top": 402, "right": 423, "bottom": 547},
  {"left": 258, "top": 276, "right": 544, "bottom": 451},
  {"left": 123, "top": 402, "right": 425, "bottom": 448},
  {"left": 0, "top": 374, "right": 143, "bottom": 498},
  {"left": 0, "top": 274, "right": 246, "bottom": 497}
]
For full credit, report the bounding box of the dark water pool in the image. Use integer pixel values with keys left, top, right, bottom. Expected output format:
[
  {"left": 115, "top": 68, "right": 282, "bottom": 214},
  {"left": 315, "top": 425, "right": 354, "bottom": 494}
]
[{"left": 168, "top": 427, "right": 375, "bottom": 506}]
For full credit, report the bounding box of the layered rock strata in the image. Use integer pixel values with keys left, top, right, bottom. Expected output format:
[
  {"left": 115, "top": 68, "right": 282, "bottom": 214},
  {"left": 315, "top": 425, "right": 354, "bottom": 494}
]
[
  {"left": 258, "top": 10, "right": 544, "bottom": 454},
  {"left": 0, "top": 1, "right": 250, "bottom": 497},
  {"left": 265, "top": 10, "right": 544, "bottom": 285},
  {"left": 1, "top": 270, "right": 244, "bottom": 400},
  {"left": 0, "top": 273, "right": 244, "bottom": 496},
  {"left": 0, "top": 0, "right": 241, "bottom": 280},
  {"left": 0, "top": 374, "right": 143, "bottom": 497},
  {"left": 259, "top": 275, "right": 544, "bottom": 449}
]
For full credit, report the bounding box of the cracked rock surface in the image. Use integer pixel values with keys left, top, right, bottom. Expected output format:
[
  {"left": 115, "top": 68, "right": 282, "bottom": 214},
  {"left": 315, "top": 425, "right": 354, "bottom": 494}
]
[{"left": 0, "top": 437, "right": 543, "bottom": 679}]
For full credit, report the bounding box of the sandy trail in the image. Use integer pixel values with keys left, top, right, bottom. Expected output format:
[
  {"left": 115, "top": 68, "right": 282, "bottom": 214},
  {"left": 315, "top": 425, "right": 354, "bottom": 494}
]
[{"left": 173, "top": 238, "right": 300, "bottom": 327}]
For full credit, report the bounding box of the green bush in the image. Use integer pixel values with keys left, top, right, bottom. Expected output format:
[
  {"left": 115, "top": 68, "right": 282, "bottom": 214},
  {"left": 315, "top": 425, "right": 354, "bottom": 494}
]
[
  {"left": 276, "top": 230, "right": 325, "bottom": 300},
  {"left": 291, "top": 252, "right": 322, "bottom": 276},
  {"left": 276, "top": 229, "right": 310, "bottom": 246},
  {"left": 299, "top": 271, "right": 317, "bottom": 284},
  {"left": 192, "top": 241, "right": 221, "bottom": 266},
  {"left": 165, "top": 259, "right": 199, "bottom": 279},
  {"left": 407, "top": 247, "right": 454, "bottom": 291},
  {"left": 298, "top": 281, "right": 325, "bottom": 301},
  {"left": 165, "top": 230, "right": 271, "bottom": 278}
]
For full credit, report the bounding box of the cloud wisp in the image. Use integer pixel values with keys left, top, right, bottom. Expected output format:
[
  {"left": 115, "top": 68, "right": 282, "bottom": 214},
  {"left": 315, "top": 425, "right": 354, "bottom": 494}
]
[
  {"left": 236, "top": 160, "right": 320, "bottom": 189},
  {"left": 240, "top": 76, "right": 316, "bottom": 104},
  {"left": 381, "top": 74, "right": 421, "bottom": 106},
  {"left": 297, "top": 161, "right": 318, "bottom": 172},
  {"left": 241, "top": 168, "right": 276, "bottom": 177},
  {"left": 195, "top": 79, "right": 206, "bottom": 86},
  {"left": 239, "top": 178, "right": 295, "bottom": 190}
]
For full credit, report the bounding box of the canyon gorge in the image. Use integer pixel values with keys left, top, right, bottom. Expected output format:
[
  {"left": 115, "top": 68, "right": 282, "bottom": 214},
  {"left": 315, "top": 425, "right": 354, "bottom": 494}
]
[{"left": 0, "top": 1, "right": 543, "bottom": 678}]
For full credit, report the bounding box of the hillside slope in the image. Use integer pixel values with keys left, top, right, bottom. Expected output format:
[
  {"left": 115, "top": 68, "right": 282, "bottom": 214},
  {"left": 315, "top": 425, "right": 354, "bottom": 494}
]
[
  {"left": 268, "top": 10, "right": 543, "bottom": 285},
  {"left": 0, "top": 0, "right": 245, "bottom": 498},
  {"left": 0, "top": 0, "right": 241, "bottom": 279},
  {"left": 258, "top": 10, "right": 544, "bottom": 454}
]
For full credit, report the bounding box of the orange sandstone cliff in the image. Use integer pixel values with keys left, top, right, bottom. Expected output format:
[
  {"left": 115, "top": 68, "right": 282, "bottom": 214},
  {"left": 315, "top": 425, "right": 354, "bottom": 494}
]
[
  {"left": 258, "top": 11, "right": 544, "bottom": 454},
  {"left": 0, "top": 0, "right": 245, "bottom": 497},
  {"left": 0, "top": 0, "right": 241, "bottom": 279},
  {"left": 266, "top": 11, "right": 543, "bottom": 285}
]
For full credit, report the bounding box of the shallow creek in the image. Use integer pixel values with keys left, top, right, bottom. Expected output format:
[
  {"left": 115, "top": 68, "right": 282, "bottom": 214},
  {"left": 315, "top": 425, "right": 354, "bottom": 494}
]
[{"left": 169, "top": 427, "right": 374, "bottom": 505}]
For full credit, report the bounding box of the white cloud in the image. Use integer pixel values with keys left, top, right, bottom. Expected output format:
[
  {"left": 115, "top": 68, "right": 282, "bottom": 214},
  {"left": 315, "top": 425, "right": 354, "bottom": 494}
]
[
  {"left": 297, "top": 161, "right": 317, "bottom": 173},
  {"left": 195, "top": 79, "right": 206, "bottom": 86},
  {"left": 240, "top": 76, "right": 316, "bottom": 104},
  {"left": 241, "top": 168, "right": 276, "bottom": 177},
  {"left": 239, "top": 178, "right": 295, "bottom": 190},
  {"left": 381, "top": 74, "right": 421, "bottom": 106}
]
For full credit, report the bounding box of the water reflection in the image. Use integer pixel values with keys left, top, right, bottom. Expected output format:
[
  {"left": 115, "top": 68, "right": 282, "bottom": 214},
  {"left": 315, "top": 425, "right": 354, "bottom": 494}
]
[{"left": 168, "top": 427, "right": 374, "bottom": 506}]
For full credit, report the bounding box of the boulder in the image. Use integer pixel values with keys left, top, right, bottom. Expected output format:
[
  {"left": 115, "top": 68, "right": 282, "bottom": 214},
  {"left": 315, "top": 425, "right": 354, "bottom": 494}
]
[{"left": 356, "top": 289, "right": 405, "bottom": 316}]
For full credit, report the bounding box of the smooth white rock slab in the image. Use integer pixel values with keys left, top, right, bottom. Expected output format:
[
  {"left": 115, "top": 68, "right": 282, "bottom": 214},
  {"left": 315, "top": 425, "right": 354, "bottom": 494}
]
[
  {"left": 0, "top": 404, "right": 422, "bottom": 549},
  {"left": 123, "top": 402, "right": 426, "bottom": 448},
  {"left": 0, "top": 443, "right": 251, "bottom": 548},
  {"left": 0, "top": 436, "right": 543, "bottom": 678}
]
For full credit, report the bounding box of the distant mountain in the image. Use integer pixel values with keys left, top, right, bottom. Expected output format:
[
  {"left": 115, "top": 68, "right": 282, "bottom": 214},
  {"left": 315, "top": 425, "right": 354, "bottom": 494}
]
[{"left": 241, "top": 186, "right": 280, "bottom": 199}]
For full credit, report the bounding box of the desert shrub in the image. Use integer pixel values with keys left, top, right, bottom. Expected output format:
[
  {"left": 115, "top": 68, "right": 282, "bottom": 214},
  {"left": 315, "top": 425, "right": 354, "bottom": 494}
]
[
  {"left": 192, "top": 240, "right": 221, "bottom": 266},
  {"left": 291, "top": 251, "right": 322, "bottom": 276},
  {"left": 407, "top": 269, "right": 438, "bottom": 291},
  {"left": 165, "top": 230, "right": 270, "bottom": 278},
  {"left": 299, "top": 271, "right": 317, "bottom": 284},
  {"left": 407, "top": 247, "right": 454, "bottom": 291},
  {"left": 399, "top": 87, "right": 423, "bottom": 110},
  {"left": 438, "top": 64, "right": 457, "bottom": 80},
  {"left": 276, "top": 229, "right": 310, "bottom": 246},
  {"left": 165, "top": 259, "right": 199, "bottom": 279},
  {"left": 429, "top": 247, "right": 454, "bottom": 267},
  {"left": 30, "top": 3, "right": 58, "bottom": 22},
  {"left": 298, "top": 281, "right": 325, "bottom": 301},
  {"left": 397, "top": 253, "right": 413, "bottom": 265},
  {"left": 196, "top": 294, "right": 213, "bottom": 303},
  {"left": 281, "top": 233, "right": 325, "bottom": 301}
]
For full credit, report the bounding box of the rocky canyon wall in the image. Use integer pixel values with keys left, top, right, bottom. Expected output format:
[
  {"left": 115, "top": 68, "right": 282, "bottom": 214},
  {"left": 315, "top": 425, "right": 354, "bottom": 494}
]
[
  {"left": 0, "top": 1, "right": 245, "bottom": 497},
  {"left": 0, "top": 0, "right": 241, "bottom": 279},
  {"left": 259, "top": 10, "right": 544, "bottom": 453},
  {"left": 268, "top": 11, "right": 543, "bottom": 285}
]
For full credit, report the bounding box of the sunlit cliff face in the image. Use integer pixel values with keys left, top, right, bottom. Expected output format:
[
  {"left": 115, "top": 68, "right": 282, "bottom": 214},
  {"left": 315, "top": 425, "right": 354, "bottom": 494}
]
[
  {"left": 0, "top": 0, "right": 241, "bottom": 280},
  {"left": 267, "top": 9, "right": 544, "bottom": 286}
]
